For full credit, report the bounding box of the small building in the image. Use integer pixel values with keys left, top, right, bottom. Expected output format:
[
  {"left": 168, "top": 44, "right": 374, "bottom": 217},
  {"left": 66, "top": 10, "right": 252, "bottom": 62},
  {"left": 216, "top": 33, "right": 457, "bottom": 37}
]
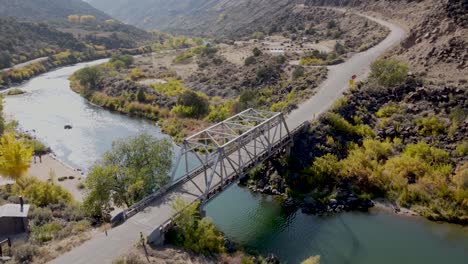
[{"left": 0, "top": 201, "right": 30, "bottom": 237}]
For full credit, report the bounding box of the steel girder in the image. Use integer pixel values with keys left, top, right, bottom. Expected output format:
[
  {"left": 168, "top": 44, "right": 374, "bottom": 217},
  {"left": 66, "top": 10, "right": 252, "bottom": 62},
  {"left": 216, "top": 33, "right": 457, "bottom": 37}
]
[{"left": 170, "top": 108, "right": 291, "bottom": 198}]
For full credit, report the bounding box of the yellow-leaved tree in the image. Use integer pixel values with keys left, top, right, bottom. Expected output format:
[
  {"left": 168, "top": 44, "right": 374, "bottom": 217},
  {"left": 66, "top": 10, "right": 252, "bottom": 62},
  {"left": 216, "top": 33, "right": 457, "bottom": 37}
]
[{"left": 0, "top": 133, "right": 33, "bottom": 181}]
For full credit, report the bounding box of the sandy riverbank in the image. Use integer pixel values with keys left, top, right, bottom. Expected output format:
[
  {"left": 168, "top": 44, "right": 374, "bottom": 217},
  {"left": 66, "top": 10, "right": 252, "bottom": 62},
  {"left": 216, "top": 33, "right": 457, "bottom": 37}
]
[{"left": 27, "top": 154, "right": 85, "bottom": 201}]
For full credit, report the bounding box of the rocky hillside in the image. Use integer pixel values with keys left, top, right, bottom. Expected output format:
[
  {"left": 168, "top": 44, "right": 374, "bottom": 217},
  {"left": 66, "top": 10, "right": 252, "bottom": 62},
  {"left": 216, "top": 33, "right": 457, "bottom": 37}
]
[{"left": 305, "top": 0, "right": 467, "bottom": 83}]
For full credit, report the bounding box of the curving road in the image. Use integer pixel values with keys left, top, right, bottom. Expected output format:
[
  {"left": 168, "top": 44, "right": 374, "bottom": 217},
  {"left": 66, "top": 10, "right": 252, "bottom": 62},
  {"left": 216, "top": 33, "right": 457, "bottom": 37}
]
[
  {"left": 50, "top": 10, "right": 407, "bottom": 264},
  {"left": 286, "top": 11, "right": 407, "bottom": 128}
]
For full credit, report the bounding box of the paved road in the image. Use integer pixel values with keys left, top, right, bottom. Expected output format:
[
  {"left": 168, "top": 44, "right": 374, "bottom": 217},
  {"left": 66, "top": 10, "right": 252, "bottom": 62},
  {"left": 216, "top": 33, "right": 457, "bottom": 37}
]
[
  {"left": 286, "top": 12, "right": 407, "bottom": 128},
  {"left": 50, "top": 11, "right": 407, "bottom": 264}
]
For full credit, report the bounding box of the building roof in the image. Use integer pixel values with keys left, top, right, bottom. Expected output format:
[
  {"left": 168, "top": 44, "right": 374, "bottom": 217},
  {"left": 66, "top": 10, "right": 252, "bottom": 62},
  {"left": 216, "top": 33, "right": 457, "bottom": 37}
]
[{"left": 0, "top": 204, "right": 30, "bottom": 218}]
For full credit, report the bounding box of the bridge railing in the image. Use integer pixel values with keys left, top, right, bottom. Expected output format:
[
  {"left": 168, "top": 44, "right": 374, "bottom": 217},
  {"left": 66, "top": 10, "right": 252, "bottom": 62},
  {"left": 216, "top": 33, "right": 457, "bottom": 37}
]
[{"left": 118, "top": 120, "right": 309, "bottom": 222}]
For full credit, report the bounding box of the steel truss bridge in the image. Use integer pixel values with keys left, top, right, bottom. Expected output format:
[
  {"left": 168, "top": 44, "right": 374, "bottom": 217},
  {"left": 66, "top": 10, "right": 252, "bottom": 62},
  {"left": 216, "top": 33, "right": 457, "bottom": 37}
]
[{"left": 120, "top": 108, "right": 306, "bottom": 243}]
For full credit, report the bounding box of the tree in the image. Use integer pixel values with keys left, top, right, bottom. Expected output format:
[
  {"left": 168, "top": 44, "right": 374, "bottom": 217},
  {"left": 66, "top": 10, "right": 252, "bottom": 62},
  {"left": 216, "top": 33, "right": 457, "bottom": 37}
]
[
  {"left": 0, "top": 133, "right": 33, "bottom": 181},
  {"left": 110, "top": 54, "right": 134, "bottom": 68},
  {"left": 68, "top": 15, "right": 80, "bottom": 23},
  {"left": 170, "top": 198, "right": 224, "bottom": 255},
  {"left": 369, "top": 58, "right": 409, "bottom": 87},
  {"left": 80, "top": 15, "right": 96, "bottom": 24},
  {"left": 75, "top": 66, "right": 102, "bottom": 91},
  {"left": 83, "top": 134, "right": 173, "bottom": 214},
  {"left": 83, "top": 165, "right": 115, "bottom": 218},
  {"left": 176, "top": 91, "right": 209, "bottom": 118}
]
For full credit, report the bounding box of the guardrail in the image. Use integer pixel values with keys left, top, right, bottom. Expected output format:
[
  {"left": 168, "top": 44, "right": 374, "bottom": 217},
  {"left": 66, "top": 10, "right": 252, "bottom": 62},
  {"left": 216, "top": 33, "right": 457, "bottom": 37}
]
[{"left": 117, "top": 121, "right": 309, "bottom": 222}]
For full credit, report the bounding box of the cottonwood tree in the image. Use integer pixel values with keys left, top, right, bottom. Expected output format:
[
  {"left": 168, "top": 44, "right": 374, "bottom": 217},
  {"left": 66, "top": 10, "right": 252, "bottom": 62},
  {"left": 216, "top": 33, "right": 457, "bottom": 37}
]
[
  {"left": 83, "top": 134, "right": 173, "bottom": 218},
  {"left": 0, "top": 133, "right": 33, "bottom": 182}
]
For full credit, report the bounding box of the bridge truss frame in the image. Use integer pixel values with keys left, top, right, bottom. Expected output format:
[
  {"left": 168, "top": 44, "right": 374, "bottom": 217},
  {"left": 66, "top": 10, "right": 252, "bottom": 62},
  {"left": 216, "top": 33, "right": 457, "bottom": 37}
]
[{"left": 171, "top": 108, "right": 291, "bottom": 199}]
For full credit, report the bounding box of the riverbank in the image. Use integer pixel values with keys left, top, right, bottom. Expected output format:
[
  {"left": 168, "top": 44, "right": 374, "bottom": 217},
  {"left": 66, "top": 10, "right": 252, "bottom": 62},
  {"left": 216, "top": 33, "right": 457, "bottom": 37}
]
[
  {"left": 27, "top": 154, "right": 85, "bottom": 201},
  {"left": 0, "top": 46, "right": 152, "bottom": 90}
]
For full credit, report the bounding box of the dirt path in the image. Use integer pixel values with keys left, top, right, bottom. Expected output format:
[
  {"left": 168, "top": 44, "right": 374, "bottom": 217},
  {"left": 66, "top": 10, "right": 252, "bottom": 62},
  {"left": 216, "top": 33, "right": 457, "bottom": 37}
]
[{"left": 286, "top": 10, "right": 408, "bottom": 128}]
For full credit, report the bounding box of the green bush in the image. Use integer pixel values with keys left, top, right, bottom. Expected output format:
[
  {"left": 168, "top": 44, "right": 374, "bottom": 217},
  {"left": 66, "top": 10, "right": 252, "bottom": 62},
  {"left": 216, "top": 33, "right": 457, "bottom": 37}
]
[
  {"left": 376, "top": 103, "right": 400, "bottom": 118},
  {"left": 31, "top": 221, "right": 63, "bottom": 242},
  {"left": 22, "top": 178, "right": 73, "bottom": 207},
  {"left": 417, "top": 116, "right": 446, "bottom": 136},
  {"left": 170, "top": 199, "right": 224, "bottom": 255},
  {"left": 244, "top": 56, "right": 256, "bottom": 66},
  {"left": 369, "top": 58, "right": 409, "bottom": 87},
  {"left": 110, "top": 54, "right": 133, "bottom": 68},
  {"left": 176, "top": 91, "right": 209, "bottom": 118},
  {"left": 325, "top": 113, "right": 356, "bottom": 136},
  {"left": 252, "top": 47, "right": 262, "bottom": 57},
  {"left": 29, "top": 206, "right": 53, "bottom": 225},
  {"left": 292, "top": 66, "right": 305, "bottom": 80},
  {"left": 456, "top": 142, "right": 468, "bottom": 156},
  {"left": 403, "top": 142, "right": 449, "bottom": 165},
  {"left": 75, "top": 66, "right": 102, "bottom": 91}
]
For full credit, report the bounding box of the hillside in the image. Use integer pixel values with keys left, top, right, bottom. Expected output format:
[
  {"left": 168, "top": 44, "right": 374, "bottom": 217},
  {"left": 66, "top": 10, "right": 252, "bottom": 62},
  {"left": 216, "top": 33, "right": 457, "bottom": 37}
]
[
  {"left": 0, "top": 18, "right": 85, "bottom": 68},
  {"left": 0, "top": 0, "right": 157, "bottom": 68},
  {"left": 0, "top": 0, "right": 111, "bottom": 22},
  {"left": 87, "top": 0, "right": 304, "bottom": 37}
]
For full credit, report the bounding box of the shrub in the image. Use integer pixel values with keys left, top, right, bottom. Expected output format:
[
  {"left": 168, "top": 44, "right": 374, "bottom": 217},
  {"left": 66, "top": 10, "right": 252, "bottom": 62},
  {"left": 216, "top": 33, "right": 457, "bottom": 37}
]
[
  {"left": 6, "top": 88, "right": 25, "bottom": 95},
  {"left": 292, "top": 66, "right": 305, "bottom": 80},
  {"left": 456, "top": 142, "right": 468, "bottom": 156},
  {"left": 309, "top": 154, "right": 341, "bottom": 186},
  {"left": 403, "top": 142, "right": 449, "bottom": 165},
  {"left": 129, "top": 68, "right": 146, "bottom": 81},
  {"left": 235, "top": 90, "right": 258, "bottom": 112},
  {"left": 110, "top": 54, "right": 133, "bottom": 68},
  {"left": 300, "top": 57, "right": 324, "bottom": 66},
  {"left": 31, "top": 221, "right": 63, "bottom": 242},
  {"left": 12, "top": 243, "right": 38, "bottom": 263},
  {"left": 270, "top": 101, "right": 287, "bottom": 112},
  {"left": 369, "top": 58, "right": 409, "bottom": 87},
  {"left": 206, "top": 101, "right": 234, "bottom": 122},
  {"left": 23, "top": 179, "right": 73, "bottom": 207},
  {"left": 176, "top": 91, "right": 209, "bottom": 118},
  {"left": 334, "top": 42, "right": 346, "bottom": 55},
  {"left": 29, "top": 206, "right": 53, "bottom": 225},
  {"left": 417, "top": 116, "right": 446, "bottom": 136},
  {"left": 453, "top": 163, "right": 468, "bottom": 190},
  {"left": 244, "top": 56, "right": 256, "bottom": 66},
  {"left": 170, "top": 199, "right": 224, "bottom": 255},
  {"left": 325, "top": 113, "right": 356, "bottom": 136},
  {"left": 376, "top": 103, "right": 400, "bottom": 118},
  {"left": 152, "top": 78, "right": 187, "bottom": 96},
  {"left": 252, "top": 47, "right": 262, "bottom": 57}
]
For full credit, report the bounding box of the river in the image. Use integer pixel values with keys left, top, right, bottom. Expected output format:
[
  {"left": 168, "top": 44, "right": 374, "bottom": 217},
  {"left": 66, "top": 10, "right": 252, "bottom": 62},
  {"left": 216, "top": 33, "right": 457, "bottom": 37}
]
[{"left": 4, "top": 61, "right": 468, "bottom": 264}]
